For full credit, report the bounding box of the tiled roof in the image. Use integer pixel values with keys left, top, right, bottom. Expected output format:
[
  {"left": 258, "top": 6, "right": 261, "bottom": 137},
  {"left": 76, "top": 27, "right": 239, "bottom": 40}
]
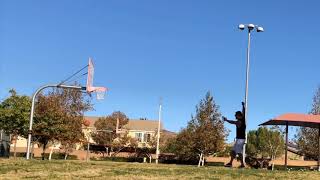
[{"left": 123, "top": 120, "right": 162, "bottom": 131}]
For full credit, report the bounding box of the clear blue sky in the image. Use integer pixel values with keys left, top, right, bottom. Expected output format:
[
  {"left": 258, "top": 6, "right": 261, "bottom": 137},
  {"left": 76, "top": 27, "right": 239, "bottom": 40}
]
[{"left": 1, "top": 1, "right": 319, "bottom": 142}]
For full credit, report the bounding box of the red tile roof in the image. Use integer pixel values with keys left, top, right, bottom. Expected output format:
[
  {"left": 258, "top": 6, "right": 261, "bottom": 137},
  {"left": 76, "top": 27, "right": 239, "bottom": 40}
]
[{"left": 260, "top": 113, "right": 320, "bottom": 128}]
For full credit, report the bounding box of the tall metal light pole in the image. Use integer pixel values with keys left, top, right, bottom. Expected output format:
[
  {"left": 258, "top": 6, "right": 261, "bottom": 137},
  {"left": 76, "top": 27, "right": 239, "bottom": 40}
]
[
  {"left": 155, "top": 98, "right": 162, "bottom": 164},
  {"left": 238, "top": 23, "right": 264, "bottom": 164}
]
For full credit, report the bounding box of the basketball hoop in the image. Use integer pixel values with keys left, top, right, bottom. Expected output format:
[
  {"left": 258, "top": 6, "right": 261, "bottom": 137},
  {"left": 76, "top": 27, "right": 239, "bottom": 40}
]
[
  {"left": 86, "top": 58, "right": 108, "bottom": 100},
  {"left": 91, "top": 87, "right": 107, "bottom": 100}
]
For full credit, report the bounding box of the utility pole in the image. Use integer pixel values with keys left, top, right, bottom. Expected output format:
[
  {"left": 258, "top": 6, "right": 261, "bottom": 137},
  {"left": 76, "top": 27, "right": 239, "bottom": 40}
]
[
  {"left": 116, "top": 112, "right": 120, "bottom": 134},
  {"left": 155, "top": 98, "right": 162, "bottom": 164}
]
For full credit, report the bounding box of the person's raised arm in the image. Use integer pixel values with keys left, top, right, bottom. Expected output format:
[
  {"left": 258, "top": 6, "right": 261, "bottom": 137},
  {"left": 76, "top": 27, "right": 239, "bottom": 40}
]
[
  {"left": 242, "top": 102, "right": 246, "bottom": 119},
  {"left": 222, "top": 116, "right": 240, "bottom": 125}
]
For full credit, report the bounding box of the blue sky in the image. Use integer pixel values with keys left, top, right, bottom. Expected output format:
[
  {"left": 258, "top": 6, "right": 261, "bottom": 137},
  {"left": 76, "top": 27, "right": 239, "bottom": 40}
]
[{"left": 1, "top": 1, "right": 319, "bottom": 142}]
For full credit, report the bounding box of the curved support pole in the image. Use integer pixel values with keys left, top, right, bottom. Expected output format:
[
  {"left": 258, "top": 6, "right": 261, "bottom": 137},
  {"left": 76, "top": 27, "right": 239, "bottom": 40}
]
[{"left": 26, "top": 84, "right": 85, "bottom": 159}]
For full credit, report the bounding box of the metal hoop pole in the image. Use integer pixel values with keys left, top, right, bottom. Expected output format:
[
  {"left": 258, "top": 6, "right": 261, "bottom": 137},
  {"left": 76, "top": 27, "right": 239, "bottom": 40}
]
[{"left": 26, "top": 84, "right": 85, "bottom": 159}]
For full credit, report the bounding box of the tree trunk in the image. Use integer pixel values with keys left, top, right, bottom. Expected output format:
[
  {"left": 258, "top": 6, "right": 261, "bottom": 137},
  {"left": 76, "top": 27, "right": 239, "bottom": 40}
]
[
  {"left": 271, "top": 146, "right": 278, "bottom": 171},
  {"left": 271, "top": 154, "right": 275, "bottom": 171},
  {"left": 48, "top": 146, "right": 54, "bottom": 161},
  {"left": 13, "top": 135, "right": 17, "bottom": 159},
  {"left": 198, "top": 153, "right": 203, "bottom": 167},
  {"left": 201, "top": 156, "right": 205, "bottom": 166},
  {"left": 42, "top": 142, "right": 47, "bottom": 160},
  {"left": 105, "top": 147, "right": 109, "bottom": 157},
  {"left": 149, "top": 154, "right": 152, "bottom": 163}
]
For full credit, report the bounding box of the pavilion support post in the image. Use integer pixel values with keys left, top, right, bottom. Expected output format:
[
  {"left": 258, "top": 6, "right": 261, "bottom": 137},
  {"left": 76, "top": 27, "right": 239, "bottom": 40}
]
[{"left": 285, "top": 122, "right": 288, "bottom": 170}]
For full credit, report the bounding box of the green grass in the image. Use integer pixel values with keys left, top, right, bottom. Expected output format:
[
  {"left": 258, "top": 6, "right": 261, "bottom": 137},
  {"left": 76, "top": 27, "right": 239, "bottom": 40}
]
[{"left": 0, "top": 159, "right": 319, "bottom": 179}]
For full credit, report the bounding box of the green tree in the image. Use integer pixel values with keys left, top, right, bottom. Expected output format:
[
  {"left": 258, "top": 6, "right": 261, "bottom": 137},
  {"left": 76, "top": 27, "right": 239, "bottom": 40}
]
[
  {"left": 0, "top": 89, "right": 31, "bottom": 158},
  {"left": 172, "top": 92, "right": 228, "bottom": 166},
  {"left": 296, "top": 86, "right": 320, "bottom": 160},
  {"left": 246, "top": 126, "right": 285, "bottom": 160},
  {"left": 33, "top": 87, "right": 91, "bottom": 160}
]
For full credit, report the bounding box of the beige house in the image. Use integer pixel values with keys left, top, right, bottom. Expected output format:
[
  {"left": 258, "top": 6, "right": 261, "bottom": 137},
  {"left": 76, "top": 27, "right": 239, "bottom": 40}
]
[
  {"left": 9, "top": 116, "right": 163, "bottom": 150},
  {"left": 123, "top": 119, "right": 162, "bottom": 147},
  {"left": 84, "top": 116, "right": 163, "bottom": 148}
]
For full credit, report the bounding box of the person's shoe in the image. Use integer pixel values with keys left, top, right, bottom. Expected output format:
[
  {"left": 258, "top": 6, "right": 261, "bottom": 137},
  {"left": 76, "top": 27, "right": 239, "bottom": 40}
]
[{"left": 224, "top": 163, "right": 232, "bottom": 167}]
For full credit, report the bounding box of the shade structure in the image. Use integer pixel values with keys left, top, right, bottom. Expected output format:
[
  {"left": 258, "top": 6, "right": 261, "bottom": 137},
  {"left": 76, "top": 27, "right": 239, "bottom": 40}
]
[
  {"left": 260, "top": 113, "right": 320, "bottom": 128},
  {"left": 259, "top": 113, "right": 320, "bottom": 171}
]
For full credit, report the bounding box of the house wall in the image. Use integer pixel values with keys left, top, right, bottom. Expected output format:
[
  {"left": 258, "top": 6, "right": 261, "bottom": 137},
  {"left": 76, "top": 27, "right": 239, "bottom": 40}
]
[
  {"left": 128, "top": 130, "right": 156, "bottom": 147},
  {"left": 0, "top": 130, "right": 10, "bottom": 157}
]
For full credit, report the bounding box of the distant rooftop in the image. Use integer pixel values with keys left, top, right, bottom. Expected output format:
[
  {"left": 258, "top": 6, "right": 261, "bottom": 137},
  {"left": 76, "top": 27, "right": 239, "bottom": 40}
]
[{"left": 123, "top": 119, "right": 162, "bottom": 131}]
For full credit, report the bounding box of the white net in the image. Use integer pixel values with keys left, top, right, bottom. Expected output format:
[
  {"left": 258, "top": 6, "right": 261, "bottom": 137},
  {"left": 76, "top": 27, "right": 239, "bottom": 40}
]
[
  {"left": 89, "top": 87, "right": 107, "bottom": 100},
  {"left": 96, "top": 90, "right": 106, "bottom": 100}
]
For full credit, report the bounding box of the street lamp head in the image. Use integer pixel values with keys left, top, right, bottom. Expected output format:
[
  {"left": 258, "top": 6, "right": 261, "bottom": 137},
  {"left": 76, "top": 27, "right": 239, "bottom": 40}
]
[
  {"left": 247, "top": 24, "right": 255, "bottom": 30},
  {"left": 238, "top": 24, "right": 245, "bottom": 30},
  {"left": 257, "top": 26, "right": 264, "bottom": 32}
]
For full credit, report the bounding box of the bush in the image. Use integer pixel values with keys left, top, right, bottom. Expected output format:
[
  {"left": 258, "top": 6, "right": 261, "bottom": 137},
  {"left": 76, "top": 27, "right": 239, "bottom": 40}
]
[
  {"left": 92, "top": 156, "right": 144, "bottom": 163},
  {"left": 9, "top": 152, "right": 30, "bottom": 158},
  {"left": 42, "top": 153, "right": 78, "bottom": 160},
  {"left": 273, "top": 165, "right": 309, "bottom": 171},
  {"left": 206, "top": 162, "right": 225, "bottom": 166}
]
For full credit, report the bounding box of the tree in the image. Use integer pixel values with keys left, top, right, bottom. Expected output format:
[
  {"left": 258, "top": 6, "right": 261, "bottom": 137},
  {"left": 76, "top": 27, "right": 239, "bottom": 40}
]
[
  {"left": 91, "top": 111, "right": 129, "bottom": 146},
  {"left": 159, "top": 130, "right": 177, "bottom": 153},
  {"left": 161, "top": 136, "right": 178, "bottom": 154},
  {"left": 0, "top": 89, "right": 31, "bottom": 158},
  {"left": 246, "top": 126, "right": 285, "bottom": 161},
  {"left": 296, "top": 86, "right": 320, "bottom": 160},
  {"left": 171, "top": 92, "right": 228, "bottom": 166},
  {"left": 33, "top": 87, "right": 91, "bottom": 160},
  {"left": 111, "top": 132, "right": 138, "bottom": 156}
]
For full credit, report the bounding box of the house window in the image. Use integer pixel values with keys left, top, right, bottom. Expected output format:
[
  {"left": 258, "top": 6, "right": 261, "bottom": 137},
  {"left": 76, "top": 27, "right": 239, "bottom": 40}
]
[
  {"left": 144, "top": 133, "right": 151, "bottom": 143},
  {"left": 135, "top": 133, "right": 143, "bottom": 142}
]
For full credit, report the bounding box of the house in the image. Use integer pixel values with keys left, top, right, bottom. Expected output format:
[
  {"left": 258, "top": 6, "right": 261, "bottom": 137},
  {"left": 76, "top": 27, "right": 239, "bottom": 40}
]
[
  {"left": 8, "top": 116, "right": 165, "bottom": 152},
  {"left": 84, "top": 116, "right": 163, "bottom": 148},
  {"left": 124, "top": 119, "right": 162, "bottom": 147}
]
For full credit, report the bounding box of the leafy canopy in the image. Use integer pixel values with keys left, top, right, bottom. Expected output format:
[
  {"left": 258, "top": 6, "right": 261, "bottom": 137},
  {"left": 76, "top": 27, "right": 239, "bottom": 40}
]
[
  {"left": 295, "top": 86, "right": 320, "bottom": 160},
  {"left": 168, "top": 92, "right": 228, "bottom": 162},
  {"left": 0, "top": 89, "right": 31, "bottom": 138},
  {"left": 246, "top": 126, "right": 284, "bottom": 159}
]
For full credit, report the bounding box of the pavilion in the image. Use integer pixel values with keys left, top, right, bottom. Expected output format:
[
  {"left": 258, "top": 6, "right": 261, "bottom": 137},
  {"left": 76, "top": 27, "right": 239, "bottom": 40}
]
[{"left": 260, "top": 113, "right": 320, "bottom": 171}]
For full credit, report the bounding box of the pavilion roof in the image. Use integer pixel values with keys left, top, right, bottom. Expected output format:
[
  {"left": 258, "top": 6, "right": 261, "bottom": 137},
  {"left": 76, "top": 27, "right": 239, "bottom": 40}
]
[{"left": 259, "top": 113, "right": 320, "bottom": 128}]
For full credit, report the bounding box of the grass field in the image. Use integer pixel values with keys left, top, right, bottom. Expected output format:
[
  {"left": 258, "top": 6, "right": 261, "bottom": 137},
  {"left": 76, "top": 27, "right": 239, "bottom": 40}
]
[{"left": 0, "top": 159, "right": 319, "bottom": 179}]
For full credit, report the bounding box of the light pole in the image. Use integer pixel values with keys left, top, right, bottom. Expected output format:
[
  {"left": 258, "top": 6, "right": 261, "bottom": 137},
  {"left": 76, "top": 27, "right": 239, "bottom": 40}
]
[
  {"left": 155, "top": 98, "right": 162, "bottom": 164},
  {"left": 238, "top": 23, "right": 264, "bottom": 164}
]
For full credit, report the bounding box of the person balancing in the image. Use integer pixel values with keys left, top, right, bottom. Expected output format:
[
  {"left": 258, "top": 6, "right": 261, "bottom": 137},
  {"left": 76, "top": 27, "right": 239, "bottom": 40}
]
[{"left": 222, "top": 102, "right": 246, "bottom": 168}]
